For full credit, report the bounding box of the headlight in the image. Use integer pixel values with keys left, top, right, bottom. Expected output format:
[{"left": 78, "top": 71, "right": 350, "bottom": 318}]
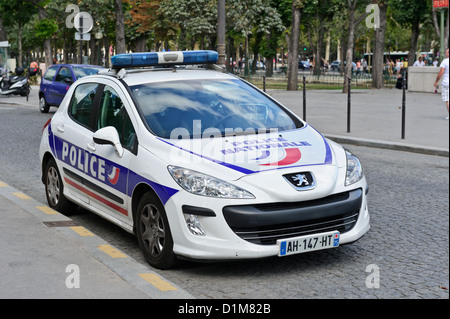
[
  {"left": 345, "top": 150, "right": 363, "bottom": 186},
  {"left": 168, "top": 166, "right": 255, "bottom": 199}
]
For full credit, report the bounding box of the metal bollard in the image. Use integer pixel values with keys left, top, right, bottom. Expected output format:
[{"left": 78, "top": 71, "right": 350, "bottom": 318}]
[
  {"left": 401, "top": 70, "right": 406, "bottom": 139},
  {"left": 263, "top": 75, "right": 266, "bottom": 92},
  {"left": 347, "top": 77, "right": 351, "bottom": 133},
  {"left": 26, "top": 75, "right": 29, "bottom": 102},
  {"left": 303, "top": 76, "right": 306, "bottom": 121}
]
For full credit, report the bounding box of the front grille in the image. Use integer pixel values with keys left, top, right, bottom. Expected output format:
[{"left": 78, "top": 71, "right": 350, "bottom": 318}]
[
  {"left": 223, "top": 189, "right": 362, "bottom": 245},
  {"left": 233, "top": 212, "right": 359, "bottom": 245}
]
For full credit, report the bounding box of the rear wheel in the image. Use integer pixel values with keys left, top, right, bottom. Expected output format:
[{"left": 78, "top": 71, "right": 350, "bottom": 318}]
[
  {"left": 44, "top": 158, "right": 75, "bottom": 213},
  {"left": 39, "top": 95, "right": 50, "bottom": 113},
  {"left": 136, "top": 191, "right": 177, "bottom": 269}
]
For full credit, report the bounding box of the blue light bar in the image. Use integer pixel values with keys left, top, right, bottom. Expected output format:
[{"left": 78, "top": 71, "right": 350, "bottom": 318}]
[{"left": 111, "top": 50, "right": 219, "bottom": 69}]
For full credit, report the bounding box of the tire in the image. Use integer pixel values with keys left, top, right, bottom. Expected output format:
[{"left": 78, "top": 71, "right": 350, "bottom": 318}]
[
  {"left": 39, "top": 95, "right": 50, "bottom": 113},
  {"left": 136, "top": 191, "right": 177, "bottom": 269},
  {"left": 20, "top": 85, "right": 30, "bottom": 96},
  {"left": 44, "top": 158, "right": 75, "bottom": 213}
]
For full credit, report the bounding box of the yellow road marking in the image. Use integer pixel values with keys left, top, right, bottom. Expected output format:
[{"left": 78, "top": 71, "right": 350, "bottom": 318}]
[
  {"left": 12, "top": 192, "right": 31, "bottom": 200},
  {"left": 36, "top": 206, "right": 59, "bottom": 215},
  {"left": 98, "top": 245, "right": 127, "bottom": 258},
  {"left": 70, "top": 226, "right": 94, "bottom": 237},
  {"left": 138, "top": 273, "right": 178, "bottom": 292}
]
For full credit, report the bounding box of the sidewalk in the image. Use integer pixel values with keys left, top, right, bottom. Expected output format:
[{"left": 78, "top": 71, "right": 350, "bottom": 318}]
[
  {"left": 0, "top": 181, "right": 194, "bottom": 299},
  {"left": 268, "top": 88, "right": 449, "bottom": 157},
  {"left": 0, "top": 84, "right": 448, "bottom": 299}
]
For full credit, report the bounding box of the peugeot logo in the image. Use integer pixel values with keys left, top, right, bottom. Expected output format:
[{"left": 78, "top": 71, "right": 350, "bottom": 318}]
[{"left": 283, "top": 172, "right": 316, "bottom": 191}]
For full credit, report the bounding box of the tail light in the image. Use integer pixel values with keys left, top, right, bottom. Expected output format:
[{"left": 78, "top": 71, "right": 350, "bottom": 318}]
[{"left": 42, "top": 118, "right": 51, "bottom": 134}]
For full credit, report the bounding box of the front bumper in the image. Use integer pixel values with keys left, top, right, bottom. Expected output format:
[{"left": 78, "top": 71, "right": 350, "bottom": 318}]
[{"left": 164, "top": 185, "right": 370, "bottom": 261}]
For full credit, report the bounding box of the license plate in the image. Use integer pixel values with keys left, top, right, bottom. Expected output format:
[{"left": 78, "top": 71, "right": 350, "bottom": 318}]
[{"left": 277, "top": 231, "right": 340, "bottom": 257}]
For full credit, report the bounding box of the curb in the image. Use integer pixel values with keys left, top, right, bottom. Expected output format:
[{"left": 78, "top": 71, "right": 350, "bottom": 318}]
[{"left": 325, "top": 134, "right": 449, "bottom": 158}]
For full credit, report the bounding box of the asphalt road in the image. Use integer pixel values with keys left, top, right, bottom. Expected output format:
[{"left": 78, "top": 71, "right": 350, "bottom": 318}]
[{"left": 0, "top": 103, "right": 448, "bottom": 299}]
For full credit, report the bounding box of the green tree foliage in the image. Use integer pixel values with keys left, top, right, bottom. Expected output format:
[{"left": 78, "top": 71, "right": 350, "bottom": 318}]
[
  {"left": 390, "top": 0, "right": 432, "bottom": 63},
  {"left": 0, "top": 0, "right": 444, "bottom": 90},
  {"left": 33, "top": 18, "right": 58, "bottom": 41},
  {"left": 0, "top": 0, "right": 37, "bottom": 67}
]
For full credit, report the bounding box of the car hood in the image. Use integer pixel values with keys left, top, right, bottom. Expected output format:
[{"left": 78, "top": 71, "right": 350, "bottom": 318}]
[{"left": 152, "top": 124, "right": 336, "bottom": 181}]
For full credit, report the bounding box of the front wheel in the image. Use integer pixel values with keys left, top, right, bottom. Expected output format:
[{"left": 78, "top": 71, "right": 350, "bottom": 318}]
[{"left": 136, "top": 192, "right": 177, "bottom": 269}]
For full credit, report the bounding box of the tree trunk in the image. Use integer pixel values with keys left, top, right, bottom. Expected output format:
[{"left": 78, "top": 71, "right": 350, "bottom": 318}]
[
  {"left": 252, "top": 33, "right": 262, "bottom": 75},
  {"left": 135, "top": 35, "right": 146, "bottom": 52},
  {"left": 287, "top": 0, "right": 302, "bottom": 91},
  {"left": 17, "top": 26, "right": 23, "bottom": 68},
  {"left": 0, "top": 18, "right": 7, "bottom": 41},
  {"left": 343, "top": 3, "right": 356, "bottom": 94},
  {"left": 313, "top": 30, "right": 324, "bottom": 77},
  {"left": 266, "top": 57, "right": 273, "bottom": 77},
  {"left": 114, "top": 0, "right": 126, "bottom": 54},
  {"left": 38, "top": 7, "right": 52, "bottom": 68},
  {"left": 343, "top": 0, "right": 368, "bottom": 93},
  {"left": 372, "top": 1, "right": 387, "bottom": 89},
  {"left": 407, "top": 20, "right": 420, "bottom": 66}
]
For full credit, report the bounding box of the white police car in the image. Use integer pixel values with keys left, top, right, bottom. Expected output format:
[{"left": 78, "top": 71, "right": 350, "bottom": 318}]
[{"left": 39, "top": 50, "right": 369, "bottom": 269}]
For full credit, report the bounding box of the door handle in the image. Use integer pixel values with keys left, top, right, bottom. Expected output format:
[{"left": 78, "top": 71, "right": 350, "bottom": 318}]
[
  {"left": 57, "top": 125, "right": 64, "bottom": 133},
  {"left": 86, "top": 142, "right": 96, "bottom": 152}
]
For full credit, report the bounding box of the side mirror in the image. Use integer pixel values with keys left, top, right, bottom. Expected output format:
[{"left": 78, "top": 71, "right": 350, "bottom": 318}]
[
  {"left": 93, "top": 126, "right": 124, "bottom": 158},
  {"left": 63, "top": 77, "right": 74, "bottom": 84}
]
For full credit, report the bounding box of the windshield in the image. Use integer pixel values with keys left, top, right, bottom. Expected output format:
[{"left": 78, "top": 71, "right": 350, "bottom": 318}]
[
  {"left": 73, "top": 67, "right": 102, "bottom": 79},
  {"left": 130, "top": 79, "right": 301, "bottom": 139}
]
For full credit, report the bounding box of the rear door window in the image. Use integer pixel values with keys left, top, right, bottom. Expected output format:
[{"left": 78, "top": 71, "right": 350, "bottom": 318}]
[{"left": 44, "top": 66, "right": 57, "bottom": 81}]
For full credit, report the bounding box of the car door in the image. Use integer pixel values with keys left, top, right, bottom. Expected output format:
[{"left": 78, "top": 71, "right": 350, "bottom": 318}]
[
  {"left": 52, "top": 82, "right": 101, "bottom": 204},
  {"left": 41, "top": 66, "right": 58, "bottom": 105},
  {"left": 49, "top": 66, "right": 74, "bottom": 106},
  {"left": 87, "top": 81, "right": 138, "bottom": 225}
]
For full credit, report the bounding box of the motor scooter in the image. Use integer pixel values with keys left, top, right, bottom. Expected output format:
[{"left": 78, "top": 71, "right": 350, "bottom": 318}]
[{"left": 0, "top": 67, "right": 37, "bottom": 96}]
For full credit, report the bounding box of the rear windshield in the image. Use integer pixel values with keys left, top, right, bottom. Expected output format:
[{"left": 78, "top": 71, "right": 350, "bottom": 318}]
[
  {"left": 73, "top": 67, "right": 103, "bottom": 79},
  {"left": 130, "top": 79, "right": 301, "bottom": 139}
]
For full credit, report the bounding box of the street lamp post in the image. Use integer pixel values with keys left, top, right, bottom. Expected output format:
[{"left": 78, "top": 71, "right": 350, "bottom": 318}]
[{"left": 433, "top": 0, "right": 449, "bottom": 62}]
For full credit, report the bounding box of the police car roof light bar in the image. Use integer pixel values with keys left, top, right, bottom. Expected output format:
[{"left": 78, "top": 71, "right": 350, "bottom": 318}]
[{"left": 111, "top": 50, "right": 219, "bottom": 69}]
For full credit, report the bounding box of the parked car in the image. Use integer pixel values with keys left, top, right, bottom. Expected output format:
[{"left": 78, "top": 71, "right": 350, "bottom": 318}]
[
  {"left": 298, "top": 60, "right": 311, "bottom": 70},
  {"left": 330, "top": 60, "right": 341, "bottom": 71},
  {"left": 39, "top": 64, "right": 104, "bottom": 113},
  {"left": 39, "top": 50, "right": 369, "bottom": 269},
  {"left": 330, "top": 60, "right": 357, "bottom": 72}
]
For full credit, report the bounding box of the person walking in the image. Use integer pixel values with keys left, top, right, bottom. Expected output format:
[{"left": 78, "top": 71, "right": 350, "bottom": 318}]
[{"left": 434, "top": 49, "right": 449, "bottom": 120}]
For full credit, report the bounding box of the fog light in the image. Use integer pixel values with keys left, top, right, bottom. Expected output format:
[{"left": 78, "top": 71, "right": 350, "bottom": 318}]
[{"left": 184, "top": 214, "right": 205, "bottom": 236}]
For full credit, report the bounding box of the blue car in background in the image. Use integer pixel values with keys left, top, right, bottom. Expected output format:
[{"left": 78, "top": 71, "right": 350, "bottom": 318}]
[{"left": 39, "top": 64, "right": 104, "bottom": 113}]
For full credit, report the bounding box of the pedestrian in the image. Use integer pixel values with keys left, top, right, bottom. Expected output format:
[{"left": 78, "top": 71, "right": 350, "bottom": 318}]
[
  {"left": 434, "top": 49, "right": 449, "bottom": 120},
  {"left": 396, "top": 59, "right": 401, "bottom": 73},
  {"left": 413, "top": 57, "right": 424, "bottom": 67},
  {"left": 387, "top": 59, "right": 393, "bottom": 77},
  {"left": 362, "top": 59, "right": 368, "bottom": 73},
  {"left": 395, "top": 68, "right": 405, "bottom": 90}
]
